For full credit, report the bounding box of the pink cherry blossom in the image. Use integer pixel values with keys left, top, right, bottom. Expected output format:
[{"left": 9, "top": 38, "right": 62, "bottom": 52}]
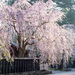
[{"left": 0, "top": 0, "right": 75, "bottom": 65}]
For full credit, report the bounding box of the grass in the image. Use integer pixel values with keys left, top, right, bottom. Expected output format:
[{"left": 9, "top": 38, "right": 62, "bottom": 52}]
[
  {"left": 49, "top": 68, "right": 60, "bottom": 71},
  {"left": 49, "top": 68, "right": 71, "bottom": 71}
]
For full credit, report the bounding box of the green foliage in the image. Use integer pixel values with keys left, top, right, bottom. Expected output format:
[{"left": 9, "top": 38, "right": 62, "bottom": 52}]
[
  {"left": 29, "top": 0, "right": 48, "bottom": 4},
  {"left": 53, "top": 0, "right": 75, "bottom": 26},
  {"left": 49, "top": 68, "right": 61, "bottom": 71},
  {"left": 67, "top": 57, "right": 73, "bottom": 68},
  {"left": 57, "top": 9, "right": 75, "bottom": 26},
  {"left": 52, "top": 0, "right": 75, "bottom": 9},
  {"left": 5, "top": 0, "right": 16, "bottom": 5},
  {"left": 49, "top": 68, "right": 56, "bottom": 70}
]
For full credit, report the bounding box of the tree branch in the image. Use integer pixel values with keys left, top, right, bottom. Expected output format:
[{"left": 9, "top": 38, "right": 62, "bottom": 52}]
[
  {"left": 32, "top": 21, "right": 49, "bottom": 36},
  {"left": 27, "top": 42, "right": 36, "bottom": 45},
  {"left": 13, "top": 25, "right": 18, "bottom": 34},
  {"left": 0, "top": 28, "right": 3, "bottom": 31},
  {"left": 23, "top": 9, "right": 54, "bottom": 44}
]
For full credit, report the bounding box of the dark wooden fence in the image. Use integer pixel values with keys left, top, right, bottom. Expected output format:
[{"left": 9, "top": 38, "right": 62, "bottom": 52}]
[{"left": 0, "top": 58, "right": 40, "bottom": 74}]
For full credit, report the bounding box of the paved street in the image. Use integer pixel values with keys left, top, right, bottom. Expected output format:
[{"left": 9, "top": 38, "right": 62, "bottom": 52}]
[{"left": 46, "top": 69, "right": 75, "bottom": 75}]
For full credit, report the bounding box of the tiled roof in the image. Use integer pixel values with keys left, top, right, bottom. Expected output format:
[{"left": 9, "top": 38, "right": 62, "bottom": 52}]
[{"left": 10, "top": 42, "right": 36, "bottom": 51}]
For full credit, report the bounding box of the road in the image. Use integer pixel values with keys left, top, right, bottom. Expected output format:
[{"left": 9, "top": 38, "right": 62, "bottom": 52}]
[{"left": 46, "top": 69, "right": 75, "bottom": 75}]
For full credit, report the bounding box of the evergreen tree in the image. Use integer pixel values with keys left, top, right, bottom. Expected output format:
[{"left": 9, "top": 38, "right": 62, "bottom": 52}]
[
  {"left": 52, "top": 0, "right": 75, "bottom": 9},
  {"left": 57, "top": 9, "right": 75, "bottom": 26},
  {"left": 5, "top": 0, "right": 16, "bottom": 5},
  {"left": 52, "top": 0, "right": 75, "bottom": 26}
]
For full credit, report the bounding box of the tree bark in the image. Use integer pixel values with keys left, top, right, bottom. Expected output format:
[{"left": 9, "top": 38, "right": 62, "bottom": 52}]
[
  {"left": 19, "top": 44, "right": 27, "bottom": 57},
  {"left": 21, "top": 50, "right": 25, "bottom": 57}
]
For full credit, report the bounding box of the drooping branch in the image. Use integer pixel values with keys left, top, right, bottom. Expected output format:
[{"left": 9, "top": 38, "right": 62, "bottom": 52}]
[
  {"left": 22, "top": 21, "right": 49, "bottom": 46},
  {"left": 13, "top": 25, "right": 18, "bottom": 34},
  {"left": 0, "top": 27, "right": 3, "bottom": 31},
  {"left": 32, "top": 21, "right": 49, "bottom": 36},
  {"left": 23, "top": 10, "right": 54, "bottom": 45}
]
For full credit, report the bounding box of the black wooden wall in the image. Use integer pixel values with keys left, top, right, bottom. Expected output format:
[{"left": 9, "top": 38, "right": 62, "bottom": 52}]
[{"left": 0, "top": 58, "right": 40, "bottom": 74}]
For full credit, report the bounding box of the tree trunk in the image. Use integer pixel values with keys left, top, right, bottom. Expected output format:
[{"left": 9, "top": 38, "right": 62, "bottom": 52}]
[
  {"left": 21, "top": 52, "right": 25, "bottom": 57},
  {"left": 17, "top": 34, "right": 29, "bottom": 57},
  {"left": 20, "top": 50, "right": 25, "bottom": 57},
  {"left": 58, "top": 59, "right": 63, "bottom": 70}
]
